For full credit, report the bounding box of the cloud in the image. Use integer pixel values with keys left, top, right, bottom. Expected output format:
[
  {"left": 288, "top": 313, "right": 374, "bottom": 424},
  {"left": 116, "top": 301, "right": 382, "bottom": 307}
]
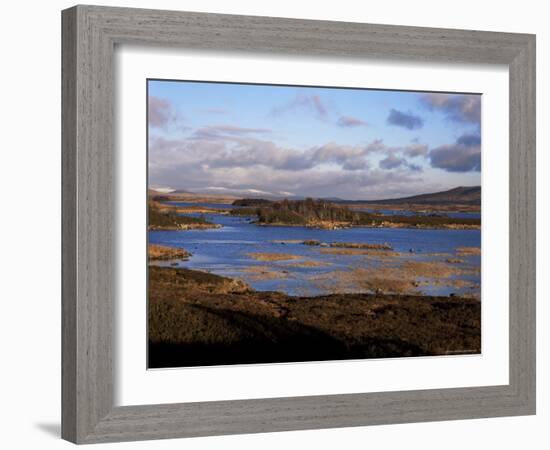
[
  {"left": 151, "top": 127, "right": 430, "bottom": 177},
  {"left": 379, "top": 154, "right": 405, "bottom": 170},
  {"left": 270, "top": 94, "right": 329, "bottom": 120},
  {"left": 191, "top": 125, "right": 272, "bottom": 140},
  {"left": 341, "top": 158, "right": 370, "bottom": 171},
  {"left": 201, "top": 140, "right": 371, "bottom": 172},
  {"left": 148, "top": 131, "right": 438, "bottom": 199},
  {"left": 149, "top": 149, "right": 424, "bottom": 200},
  {"left": 185, "top": 133, "right": 426, "bottom": 173},
  {"left": 148, "top": 96, "right": 176, "bottom": 128},
  {"left": 403, "top": 143, "right": 428, "bottom": 158},
  {"left": 456, "top": 133, "right": 481, "bottom": 146},
  {"left": 202, "top": 186, "right": 282, "bottom": 196},
  {"left": 310, "top": 143, "right": 371, "bottom": 170},
  {"left": 420, "top": 93, "right": 481, "bottom": 124},
  {"left": 336, "top": 115, "right": 368, "bottom": 128},
  {"left": 429, "top": 133, "right": 481, "bottom": 172},
  {"left": 379, "top": 153, "right": 423, "bottom": 172},
  {"left": 387, "top": 109, "right": 424, "bottom": 130},
  {"left": 407, "top": 163, "right": 423, "bottom": 172}
]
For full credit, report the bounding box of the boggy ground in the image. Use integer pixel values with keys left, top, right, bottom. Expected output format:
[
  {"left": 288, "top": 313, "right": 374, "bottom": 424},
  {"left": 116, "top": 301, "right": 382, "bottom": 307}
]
[
  {"left": 148, "top": 200, "right": 221, "bottom": 231},
  {"left": 148, "top": 266, "right": 481, "bottom": 368}
]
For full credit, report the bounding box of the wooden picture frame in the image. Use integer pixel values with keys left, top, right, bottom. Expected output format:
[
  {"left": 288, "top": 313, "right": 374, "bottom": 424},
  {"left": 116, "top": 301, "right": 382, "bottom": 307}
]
[{"left": 62, "top": 5, "right": 536, "bottom": 444}]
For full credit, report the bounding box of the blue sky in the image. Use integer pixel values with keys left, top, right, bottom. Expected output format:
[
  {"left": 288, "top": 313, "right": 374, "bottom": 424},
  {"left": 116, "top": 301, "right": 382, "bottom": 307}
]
[{"left": 148, "top": 79, "right": 481, "bottom": 200}]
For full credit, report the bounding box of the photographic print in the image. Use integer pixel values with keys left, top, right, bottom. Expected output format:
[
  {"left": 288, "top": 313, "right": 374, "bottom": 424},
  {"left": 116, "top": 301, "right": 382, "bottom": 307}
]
[{"left": 147, "top": 80, "right": 481, "bottom": 369}]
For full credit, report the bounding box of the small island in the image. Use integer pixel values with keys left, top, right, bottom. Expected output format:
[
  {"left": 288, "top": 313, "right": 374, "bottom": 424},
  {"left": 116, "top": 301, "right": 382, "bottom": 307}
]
[{"left": 230, "top": 198, "right": 480, "bottom": 230}]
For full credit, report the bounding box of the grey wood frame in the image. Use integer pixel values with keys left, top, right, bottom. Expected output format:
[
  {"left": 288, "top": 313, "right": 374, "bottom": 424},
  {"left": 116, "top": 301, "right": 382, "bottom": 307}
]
[{"left": 62, "top": 4, "right": 536, "bottom": 444}]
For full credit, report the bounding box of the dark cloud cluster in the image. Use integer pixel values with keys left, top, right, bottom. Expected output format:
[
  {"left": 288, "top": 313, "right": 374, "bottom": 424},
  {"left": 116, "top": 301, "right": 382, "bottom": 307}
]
[
  {"left": 379, "top": 153, "right": 422, "bottom": 172},
  {"left": 379, "top": 153, "right": 404, "bottom": 170},
  {"left": 403, "top": 143, "right": 429, "bottom": 158},
  {"left": 429, "top": 133, "right": 481, "bottom": 172},
  {"left": 420, "top": 93, "right": 481, "bottom": 125},
  {"left": 387, "top": 109, "right": 424, "bottom": 130}
]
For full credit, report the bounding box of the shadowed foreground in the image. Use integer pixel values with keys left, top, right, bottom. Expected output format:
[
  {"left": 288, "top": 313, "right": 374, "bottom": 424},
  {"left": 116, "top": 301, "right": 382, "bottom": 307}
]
[{"left": 148, "top": 266, "right": 480, "bottom": 368}]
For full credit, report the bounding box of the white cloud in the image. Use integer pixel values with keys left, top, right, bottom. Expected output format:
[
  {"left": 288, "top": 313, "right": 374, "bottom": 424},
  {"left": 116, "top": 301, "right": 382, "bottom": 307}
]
[{"left": 148, "top": 132, "right": 435, "bottom": 199}]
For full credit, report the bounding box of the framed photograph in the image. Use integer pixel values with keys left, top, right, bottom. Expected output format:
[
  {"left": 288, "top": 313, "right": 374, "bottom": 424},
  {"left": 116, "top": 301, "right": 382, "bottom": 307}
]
[{"left": 62, "top": 5, "right": 536, "bottom": 444}]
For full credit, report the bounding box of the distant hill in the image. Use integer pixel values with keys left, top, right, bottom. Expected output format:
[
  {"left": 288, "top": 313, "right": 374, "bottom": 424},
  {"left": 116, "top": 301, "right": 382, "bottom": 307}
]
[
  {"left": 362, "top": 186, "right": 481, "bottom": 206},
  {"left": 147, "top": 188, "right": 164, "bottom": 197}
]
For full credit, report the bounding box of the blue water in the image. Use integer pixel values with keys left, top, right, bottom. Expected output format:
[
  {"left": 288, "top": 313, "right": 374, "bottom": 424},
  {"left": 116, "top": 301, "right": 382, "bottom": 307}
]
[{"left": 150, "top": 205, "right": 481, "bottom": 297}]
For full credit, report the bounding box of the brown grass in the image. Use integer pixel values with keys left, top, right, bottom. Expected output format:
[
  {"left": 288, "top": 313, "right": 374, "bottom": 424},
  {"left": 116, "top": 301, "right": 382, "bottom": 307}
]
[
  {"left": 330, "top": 242, "right": 393, "bottom": 250},
  {"left": 303, "top": 240, "right": 321, "bottom": 246},
  {"left": 171, "top": 206, "right": 228, "bottom": 214},
  {"left": 402, "top": 261, "right": 461, "bottom": 278},
  {"left": 456, "top": 247, "right": 481, "bottom": 256},
  {"left": 310, "top": 267, "right": 419, "bottom": 295},
  {"left": 446, "top": 258, "right": 465, "bottom": 264},
  {"left": 148, "top": 200, "right": 220, "bottom": 230},
  {"left": 247, "top": 252, "right": 302, "bottom": 262},
  {"left": 284, "top": 260, "right": 332, "bottom": 268},
  {"left": 309, "top": 260, "right": 472, "bottom": 296},
  {"left": 242, "top": 266, "right": 290, "bottom": 281},
  {"left": 148, "top": 244, "right": 191, "bottom": 261},
  {"left": 320, "top": 248, "right": 400, "bottom": 257}
]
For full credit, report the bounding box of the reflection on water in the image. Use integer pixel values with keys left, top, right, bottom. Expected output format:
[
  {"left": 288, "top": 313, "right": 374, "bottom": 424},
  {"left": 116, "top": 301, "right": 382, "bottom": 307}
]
[{"left": 149, "top": 205, "right": 481, "bottom": 298}]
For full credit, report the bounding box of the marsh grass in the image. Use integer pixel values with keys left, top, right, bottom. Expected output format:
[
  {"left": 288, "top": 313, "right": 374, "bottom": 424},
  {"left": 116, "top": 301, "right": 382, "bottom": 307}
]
[
  {"left": 148, "top": 201, "right": 218, "bottom": 230},
  {"left": 456, "top": 246, "right": 482, "bottom": 256},
  {"left": 246, "top": 252, "right": 302, "bottom": 262}
]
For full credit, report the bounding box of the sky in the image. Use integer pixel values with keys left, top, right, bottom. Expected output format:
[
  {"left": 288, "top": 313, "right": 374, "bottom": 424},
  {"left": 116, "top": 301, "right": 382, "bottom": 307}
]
[{"left": 148, "top": 79, "right": 481, "bottom": 200}]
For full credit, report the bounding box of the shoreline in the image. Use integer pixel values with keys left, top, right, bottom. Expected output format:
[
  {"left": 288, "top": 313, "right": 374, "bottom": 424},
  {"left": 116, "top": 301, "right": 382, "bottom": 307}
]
[
  {"left": 148, "top": 223, "right": 222, "bottom": 231},
  {"left": 155, "top": 198, "right": 481, "bottom": 231},
  {"left": 148, "top": 199, "right": 222, "bottom": 231},
  {"left": 254, "top": 220, "right": 480, "bottom": 230}
]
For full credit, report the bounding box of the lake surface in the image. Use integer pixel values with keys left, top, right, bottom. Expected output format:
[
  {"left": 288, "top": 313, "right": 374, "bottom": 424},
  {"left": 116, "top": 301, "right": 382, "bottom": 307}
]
[{"left": 149, "top": 204, "right": 481, "bottom": 298}]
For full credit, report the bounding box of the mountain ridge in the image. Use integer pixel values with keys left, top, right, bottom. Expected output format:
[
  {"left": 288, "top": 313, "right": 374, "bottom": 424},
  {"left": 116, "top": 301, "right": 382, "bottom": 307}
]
[
  {"left": 356, "top": 186, "right": 481, "bottom": 206},
  {"left": 150, "top": 185, "right": 481, "bottom": 206}
]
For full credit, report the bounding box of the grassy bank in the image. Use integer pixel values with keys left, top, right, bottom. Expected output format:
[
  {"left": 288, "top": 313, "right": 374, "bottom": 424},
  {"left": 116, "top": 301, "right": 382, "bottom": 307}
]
[
  {"left": 148, "top": 244, "right": 191, "bottom": 261},
  {"left": 148, "top": 201, "right": 221, "bottom": 231},
  {"left": 148, "top": 265, "right": 481, "bottom": 368}
]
